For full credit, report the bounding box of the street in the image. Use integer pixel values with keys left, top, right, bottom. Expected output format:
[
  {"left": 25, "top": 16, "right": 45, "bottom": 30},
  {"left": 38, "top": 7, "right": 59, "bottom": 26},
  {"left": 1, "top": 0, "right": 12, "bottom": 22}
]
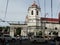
[
  {"left": 0, "top": 39, "right": 60, "bottom": 45},
  {"left": 0, "top": 40, "right": 49, "bottom": 45}
]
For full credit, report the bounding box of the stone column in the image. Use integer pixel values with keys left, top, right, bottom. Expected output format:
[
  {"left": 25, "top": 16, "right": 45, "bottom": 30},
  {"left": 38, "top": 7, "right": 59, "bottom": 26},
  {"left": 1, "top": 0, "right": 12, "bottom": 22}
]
[
  {"left": 10, "top": 26, "right": 14, "bottom": 37},
  {"left": 58, "top": 29, "right": 60, "bottom": 37}
]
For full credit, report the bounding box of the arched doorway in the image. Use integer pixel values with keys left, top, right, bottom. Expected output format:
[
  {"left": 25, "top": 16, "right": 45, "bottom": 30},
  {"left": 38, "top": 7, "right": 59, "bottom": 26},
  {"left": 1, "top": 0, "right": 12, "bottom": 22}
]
[{"left": 15, "top": 27, "right": 21, "bottom": 36}]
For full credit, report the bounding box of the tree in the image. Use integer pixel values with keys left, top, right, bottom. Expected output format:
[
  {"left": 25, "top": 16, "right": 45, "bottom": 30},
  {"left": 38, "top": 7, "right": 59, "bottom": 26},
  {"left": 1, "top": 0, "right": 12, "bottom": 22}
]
[
  {"left": 0, "top": 27, "right": 2, "bottom": 30},
  {"left": 5, "top": 26, "right": 10, "bottom": 31},
  {"left": 0, "top": 27, "right": 3, "bottom": 35},
  {"left": 16, "top": 27, "right": 21, "bottom": 36}
]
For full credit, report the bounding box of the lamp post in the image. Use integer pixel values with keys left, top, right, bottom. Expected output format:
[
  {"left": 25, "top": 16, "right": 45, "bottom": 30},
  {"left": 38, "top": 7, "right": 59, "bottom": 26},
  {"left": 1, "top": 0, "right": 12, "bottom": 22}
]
[{"left": 42, "top": 13, "right": 48, "bottom": 37}]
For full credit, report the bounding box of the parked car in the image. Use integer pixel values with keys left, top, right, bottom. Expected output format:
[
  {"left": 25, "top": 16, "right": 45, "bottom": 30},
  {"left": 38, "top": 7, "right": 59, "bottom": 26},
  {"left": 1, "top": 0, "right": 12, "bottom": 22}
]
[
  {"left": 30, "top": 36, "right": 46, "bottom": 43},
  {"left": 3, "top": 34, "right": 12, "bottom": 41},
  {"left": 21, "top": 36, "right": 28, "bottom": 40}
]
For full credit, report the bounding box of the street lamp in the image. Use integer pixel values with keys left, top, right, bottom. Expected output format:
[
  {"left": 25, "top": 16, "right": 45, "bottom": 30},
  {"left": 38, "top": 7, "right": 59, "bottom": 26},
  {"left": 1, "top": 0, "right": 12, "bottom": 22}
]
[{"left": 42, "top": 13, "right": 48, "bottom": 37}]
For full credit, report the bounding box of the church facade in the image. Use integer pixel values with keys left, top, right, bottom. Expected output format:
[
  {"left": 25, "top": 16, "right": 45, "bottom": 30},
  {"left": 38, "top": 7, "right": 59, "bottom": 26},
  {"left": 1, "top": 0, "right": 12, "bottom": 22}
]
[{"left": 9, "top": 2, "right": 60, "bottom": 37}]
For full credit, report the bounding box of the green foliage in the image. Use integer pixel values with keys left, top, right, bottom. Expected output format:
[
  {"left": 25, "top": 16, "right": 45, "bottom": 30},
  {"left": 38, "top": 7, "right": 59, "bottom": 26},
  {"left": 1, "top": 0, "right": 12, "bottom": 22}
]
[
  {"left": 5, "top": 26, "right": 10, "bottom": 31},
  {"left": 0, "top": 27, "right": 3, "bottom": 30},
  {"left": 16, "top": 28, "right": 21, "bottom": 35}
]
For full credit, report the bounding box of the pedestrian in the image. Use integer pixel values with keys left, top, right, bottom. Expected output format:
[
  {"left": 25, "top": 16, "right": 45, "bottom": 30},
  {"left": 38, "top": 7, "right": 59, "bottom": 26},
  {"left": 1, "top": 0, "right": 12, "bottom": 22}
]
[
  {"left": 20, "top": 39, "right": 22, "bottom": 44},
  {"left": 58, "top": 42, "right": 60, "bottom": 45},
  {"left": 5, "top": 40, "right": 9, "bottom": 45},
  {"left": 2, "top": 38, "right": 5, "bottom": 45}
]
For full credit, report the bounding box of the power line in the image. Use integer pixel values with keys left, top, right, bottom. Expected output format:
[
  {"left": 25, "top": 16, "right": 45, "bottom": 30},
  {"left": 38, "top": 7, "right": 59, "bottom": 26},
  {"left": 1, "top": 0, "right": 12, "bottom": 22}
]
[{"left": 4, "top": 0, "right": 9, "bottom": 21}]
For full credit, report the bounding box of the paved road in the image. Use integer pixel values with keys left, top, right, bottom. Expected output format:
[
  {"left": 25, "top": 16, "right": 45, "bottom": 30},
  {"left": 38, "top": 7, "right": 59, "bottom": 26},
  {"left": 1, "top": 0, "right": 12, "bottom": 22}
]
[
  {"left": 0, "top": 39, "right": 58, "bottom": 45},
  {"left": 9, "top": 40, "right": 48, "bottom": 45}
]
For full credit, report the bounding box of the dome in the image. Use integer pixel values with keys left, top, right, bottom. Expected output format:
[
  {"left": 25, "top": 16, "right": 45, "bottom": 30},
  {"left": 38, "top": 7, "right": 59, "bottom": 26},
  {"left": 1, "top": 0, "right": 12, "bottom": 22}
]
[
  {"left": 30, "top": 2, "right": 39, "bottom": 8},
  {"left": 31, "top": 3, "right": 38, "bottom": 7},
  {"left": 28, "top": 1, "right": 40, "bottom": 11}
]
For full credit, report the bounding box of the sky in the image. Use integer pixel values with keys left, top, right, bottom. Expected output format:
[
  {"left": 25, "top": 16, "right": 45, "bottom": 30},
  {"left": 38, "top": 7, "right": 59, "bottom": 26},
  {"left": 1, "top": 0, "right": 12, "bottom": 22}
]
[{"left": 0, "top": 0, "right": 60, "bottom": 26}]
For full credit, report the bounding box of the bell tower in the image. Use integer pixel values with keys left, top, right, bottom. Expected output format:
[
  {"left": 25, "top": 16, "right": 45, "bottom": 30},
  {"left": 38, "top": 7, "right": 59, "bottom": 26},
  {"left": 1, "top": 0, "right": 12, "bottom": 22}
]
[{"left": 27, "top": 1, "right": 41, "bottom": 33}]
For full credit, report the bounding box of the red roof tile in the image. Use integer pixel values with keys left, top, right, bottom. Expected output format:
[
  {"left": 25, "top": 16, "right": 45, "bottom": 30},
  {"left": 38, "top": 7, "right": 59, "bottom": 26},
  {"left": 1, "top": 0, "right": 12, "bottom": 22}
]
[{"left": 41, "top": 18, "right": 59, "bottom": 23}]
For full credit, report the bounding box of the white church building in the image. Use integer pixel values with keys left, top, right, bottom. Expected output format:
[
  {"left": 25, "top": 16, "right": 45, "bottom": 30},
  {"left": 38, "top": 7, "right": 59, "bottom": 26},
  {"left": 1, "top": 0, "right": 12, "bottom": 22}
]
[{"left": 9, "top": 2, "right": 60, "bottom": 37}]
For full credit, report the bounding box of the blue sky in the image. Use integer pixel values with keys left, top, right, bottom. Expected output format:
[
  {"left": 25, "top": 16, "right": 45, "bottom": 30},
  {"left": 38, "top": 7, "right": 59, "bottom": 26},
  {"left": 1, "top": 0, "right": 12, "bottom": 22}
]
[{"left": 0, "top": 0, "right": 60, "bottom": 26}]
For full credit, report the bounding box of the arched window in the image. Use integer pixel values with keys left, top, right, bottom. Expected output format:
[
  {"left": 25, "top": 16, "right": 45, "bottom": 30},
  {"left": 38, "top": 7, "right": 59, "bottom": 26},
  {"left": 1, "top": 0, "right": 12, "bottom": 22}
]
[
  {"left": 49, "top": 32, "right": 51, "bottom": 35},
  {"left": 53, "top": 31, "right": 58, "bottom": 35},
  {"left": 45, "top": 27, "right": 47, "bottom": 29},
  {"left": 31, "top": 10, "right": 33, "bottom": 15},
  {"left": 36, "top": 10, "right": 38, "bottom": 15},
  {"left": 55, "top": 27, "right": 57, "bottom": 30}
]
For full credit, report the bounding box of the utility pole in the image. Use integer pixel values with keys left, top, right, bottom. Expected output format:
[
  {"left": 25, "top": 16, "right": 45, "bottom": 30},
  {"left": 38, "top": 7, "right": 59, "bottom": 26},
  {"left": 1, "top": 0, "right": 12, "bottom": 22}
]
[
  {"left": 42, "top": 0, "right": 46, "bottom": 37},
  {"left": 4, "top": 0, "right": 9, "bottom": 21},
  {"left": 51, "top": 0, "right": 53, "bottom": 18},
  {"left": 50, "top": 0, "right": 53, "bottom": 36}
]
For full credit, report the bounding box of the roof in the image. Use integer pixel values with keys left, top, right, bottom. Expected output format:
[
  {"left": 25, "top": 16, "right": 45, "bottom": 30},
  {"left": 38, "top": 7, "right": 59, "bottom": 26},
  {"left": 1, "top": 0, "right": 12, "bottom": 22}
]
[
  {"left": 41, "top": 18, "right": 59, "bottom": 23},
  {"left": 31, "top": 3, "right": 38, "bottom": 7},
  {"left": 28, "top": 1, "right": 40, "bottom": 11},
  {"left": 29, "top": 1, "right": 39, "bottom": 9},
  {"left": 0, "top": 22, "right": 10, "bottom": 27}
]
